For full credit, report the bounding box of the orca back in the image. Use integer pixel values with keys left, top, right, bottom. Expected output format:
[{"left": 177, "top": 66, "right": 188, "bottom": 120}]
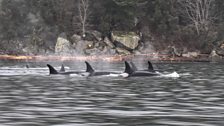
[
  {"left": 124, "top": 61, "right": 134, "bottom": 74},
  {"left": 47, "top": 64, "right": 58, "bottom": 74},
  {"left": 130, "top": 61, "right": 138, "bottom": 71},
  {"left": 148, "top": 61, "right": 154, "bottom": 71},
  {"left": 59, "top": 64, "right": 65, "bottom": 72},
  {"left": 85, "top": 61, "right": 94, "bottom": 74}
]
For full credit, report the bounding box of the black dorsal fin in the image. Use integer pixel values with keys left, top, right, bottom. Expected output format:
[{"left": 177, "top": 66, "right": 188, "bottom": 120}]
[
  {"left": 59, "top": 64, "right": 65, "bottom": 72},
  {"left": 130, "top": 61, "right": 138, "bottom": 71},
  {"left": 148, "top": 61, "right": 154, "bottom": 71},
  {"left": 124, "top": 61, "right": 134, "bottom": 74},
  {"left": 47, "top": 64, "right": 58, "bottom": 74},
  {"left": 85, "top": 61, "right": 94, "bottom": 73}
]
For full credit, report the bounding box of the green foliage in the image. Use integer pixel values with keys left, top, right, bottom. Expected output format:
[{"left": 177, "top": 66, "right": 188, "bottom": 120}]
[
  {"left": 1, "top": 0, "right": 224, "bottom": 54},
  {"left": 145, "top": 0, "right": 179, "bottom": 35},
  {"left": 91, "top": 0, "right": 137, "bottom": 35},
  {"left": 0, "top": 0, "right": 29, "bottom": 39}
]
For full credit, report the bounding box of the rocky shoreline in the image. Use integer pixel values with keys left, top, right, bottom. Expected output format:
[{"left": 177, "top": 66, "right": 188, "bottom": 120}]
[
  {"left": 0, "top": 53, "right": 220, "bottom": 63},
  {"left": 43, "top": 30, "right": 224, "bottom": 63},
  {"left": 1, "top": 0, "right": 224, "bottom": 63},
  {"left": 1, "top": 29, "right": 224, "bottom": 63}
]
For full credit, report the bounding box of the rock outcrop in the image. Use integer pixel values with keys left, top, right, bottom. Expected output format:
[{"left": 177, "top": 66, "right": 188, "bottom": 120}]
[
  {"left": 115, "top": 47, "right": 131, "bottom": 55},
  {"left": 209, "top": 50, "right": 221, "bottom": 62},
  {"left": 53, "top": 30, "right": 148, "bottom": 56},
  {"left": 76, "top": 40, "right": 94, "bottom": 55},
  {"left": 55, "top": 33, "right": 72, "bottom": 54},
  {"left": 112, "top": 31, "right": 140, "bottom": 50},
  {"left": 103, "top": 37, "right": 115, "bottom": 48},
  {"left": 215, "top": 48, "right": 224, "bottom": 57},
  {"left": 71, "top": 34, "right": 82, "bottom": 44},
  {"left": 209, "top": 42, "right": 224, "bottom": 61},
  {"left": 182, "top": 52, "right": 199, "bottom": 58}
]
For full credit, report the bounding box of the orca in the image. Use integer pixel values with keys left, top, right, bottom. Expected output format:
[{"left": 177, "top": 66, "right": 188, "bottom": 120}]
[
  {"left": 128, "top": 61, "right": 179, "bottom": 78},
  {"left": 85, "top": 61, "right": 121, "bottom": 76},
  {"left": 47, "top": 64, "right": 84, "bottom": 75},
  {"left": 130, "top": 61, "right": 138, "bottom": 71},
  {"left": 147, "top": 61, "right": 155, "bottom": 72},
  {"left": 46, "top": 61, "right": 160, "bottom": 77},
  {"left": 147, "top": 61, "right": 164, "bottom": 73},
  {"left": 47, "top": 64, "right": 59, "bottom": 74},
  {"left": 124, "top": 61, "right": 160, "bottom": 77},
  {"left": 124, "top": 61, "right": 134, "bottom": 74},
  {"left": 130, "top": 61, "right": 157, "bottom": 72},
  {"left": 25, "top": 64, "right": 29, "bottom": 68},
  {"left": 59, "top": 64, "right": 65, "bottom": 72},
  {"left": 47, "top": 62, "right": 120, "bottom": 76}
]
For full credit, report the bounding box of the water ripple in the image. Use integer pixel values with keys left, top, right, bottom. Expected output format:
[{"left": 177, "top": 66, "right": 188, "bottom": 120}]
[{"left": 0, "top": 63, "right": 224, "bottom": 125}]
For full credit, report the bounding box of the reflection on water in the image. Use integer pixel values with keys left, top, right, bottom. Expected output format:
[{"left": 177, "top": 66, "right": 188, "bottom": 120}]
[{"left": 0, "top": 62, "right": 224, "bottom": 126}]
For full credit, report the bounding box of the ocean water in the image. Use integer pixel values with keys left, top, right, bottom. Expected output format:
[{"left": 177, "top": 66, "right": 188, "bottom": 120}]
[{"left": 0, "top": 61, "right": 223, "bottom": 126}]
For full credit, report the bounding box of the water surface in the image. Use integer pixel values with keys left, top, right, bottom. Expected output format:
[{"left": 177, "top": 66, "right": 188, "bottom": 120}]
[{"left": 0, "top": 61, "right": 223, "bottom": 126}]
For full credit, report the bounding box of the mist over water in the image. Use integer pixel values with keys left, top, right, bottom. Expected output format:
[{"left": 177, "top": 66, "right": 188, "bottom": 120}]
[{"left": 0, "top": 61, "right": 224, "bottom": 126}]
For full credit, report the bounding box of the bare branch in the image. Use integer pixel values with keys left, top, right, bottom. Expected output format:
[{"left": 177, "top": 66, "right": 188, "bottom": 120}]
[
  {"left": 179, "top": 0, "right": 215, "bottom": 35},
  {"left": 78, "top": 0, "right": 89, "bottom": 37}
]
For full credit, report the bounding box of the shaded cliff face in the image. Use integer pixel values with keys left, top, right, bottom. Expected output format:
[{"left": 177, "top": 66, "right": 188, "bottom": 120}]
[
  {"left": 0, "top": 0, "right": 58, "bottom": 55},
  {"left": 0, "top": 0, "right": 223, "bottom": 58},
  {"left": 0, "top": 0, "right": 143, "bottom": 55}
]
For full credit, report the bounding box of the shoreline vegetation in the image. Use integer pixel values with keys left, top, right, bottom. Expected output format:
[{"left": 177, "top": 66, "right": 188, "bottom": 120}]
[
  {"left": 1, "top": 0, "right": 224, "bottom": 62},
  {"left": 0, "top": 54, "right": 214, "bottom": 63}
]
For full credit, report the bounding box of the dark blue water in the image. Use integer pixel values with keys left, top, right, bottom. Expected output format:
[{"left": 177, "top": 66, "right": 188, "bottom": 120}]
[{"left": 0, "top": 61, "right": 224, "bottom": 126}]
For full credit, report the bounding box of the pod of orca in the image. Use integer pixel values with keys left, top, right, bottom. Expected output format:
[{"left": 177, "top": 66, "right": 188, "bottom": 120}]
[{"left": 47, "top": 61, "right": 176, "bottom": 78}]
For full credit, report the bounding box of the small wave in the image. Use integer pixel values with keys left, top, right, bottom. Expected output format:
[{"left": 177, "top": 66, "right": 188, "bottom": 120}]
[
  {"left": 161, "top": 71, "right": 180, "bottom": 78},
  {"left": 104, "top": 74, "right": 121, "bottom": 77},
  {"left": 69, "top": 74, "right": 83, "bottom": 77},
  {"left": 179, "top": 72, "right": 192, "bottom": 76},
  {"left": 0, "top": 67, "right": 48, "bottom": 76},
  {"left": 119, "top": 73, "right": 129, "bottom": 78},
  {"left": 80, "top": 72, "right": 91, "bottom": 77},
  {"left": 193, "top": 78, "right": 210, "bottom": 81}
]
